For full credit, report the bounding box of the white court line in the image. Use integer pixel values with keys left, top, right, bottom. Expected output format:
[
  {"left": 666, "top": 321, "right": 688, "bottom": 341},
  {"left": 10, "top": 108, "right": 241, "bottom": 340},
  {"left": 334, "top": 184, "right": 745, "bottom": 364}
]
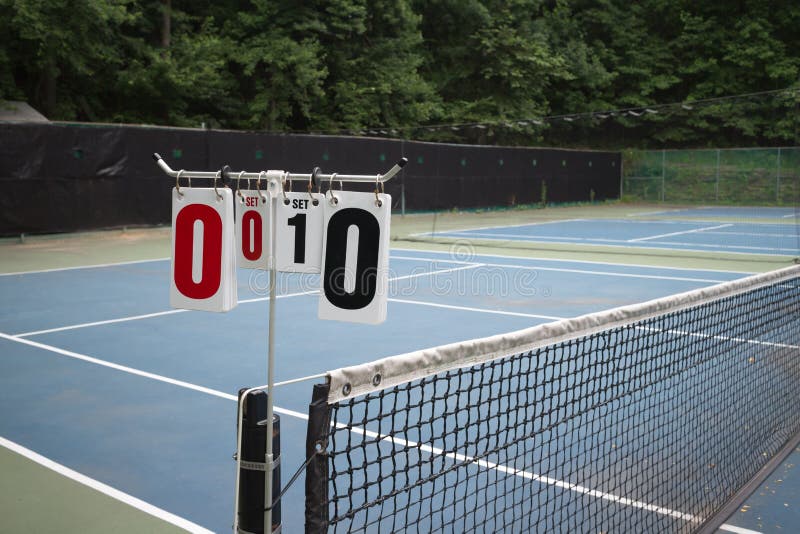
[
  {"left": 783, "top": 213, "right": 798, "bottom": 219},
  {"left": 627, "top": 209, "right": 685, "bottom": 217},
  {"left": 16, "top": 289, "right": 319, "bottom": 338},
  {"left": 0, "top": 257, "right": 169, "bottom": 277},
  {"left": 430, "top": 231, "right": 635, "bottom": 243},
  {"left": 719, "top": 524, "right": 764, "bottom": 534},
  {"left": 412, "top": 232, "right": 796, "bottom": 256},
  {"left": 0, "top": 436, "right": 214, "bottom": 534},
  {"left": 705, "top": 230, "right": 798, "bottom": 238},
  {"left": 0, "top": 332, "right": 312, "bottom": 418},
  {"left": 14, "top": 264, "right": 484, "bottom": 338},
  {"left": 389, "top": 298, "right": 564, "bottom": 321},
  {"left": 408, "top": 218, "right": 586, "bottom": 237},
  {"left": 391, "top": 247, "right": 755, "bottom": 275},
  {"left": 338, "top": 421, "right": 699, "bottom": 523},
  {"left": 627, "top": 224, "right": 733, "bottom": 242},
  {"left": 392, "top": 255, "right": 729, "bottom": 284},
  {"left": 638, "top": 326, "right": 800, "bottom": 351},
  {"left": 390, "top": 263, "right": 484, "bottom": 281},
  {"left": 0, "top": 332, "right": 758, "bottom": 532}
]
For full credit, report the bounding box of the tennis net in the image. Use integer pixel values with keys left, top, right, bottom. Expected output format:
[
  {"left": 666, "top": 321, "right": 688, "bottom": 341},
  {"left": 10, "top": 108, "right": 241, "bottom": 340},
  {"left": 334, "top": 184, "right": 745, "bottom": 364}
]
[{"left": 305, "top": 265, "right": 800, "bottom": 533}]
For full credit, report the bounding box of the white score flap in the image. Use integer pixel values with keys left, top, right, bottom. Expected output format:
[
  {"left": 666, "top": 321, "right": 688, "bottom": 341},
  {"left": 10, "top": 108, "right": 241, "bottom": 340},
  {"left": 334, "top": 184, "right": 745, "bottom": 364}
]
[
  {"left": 170, "top": 187, "right": 237, "bottom": 312},
  {"left": 318, "top": 190, "right": 391, "bottom": 324},
  {"left": 274, "top": 192, "right": 324, "bottom": 273},
  {"left": 235, "top": 189, "right": 272, "bottom": 269}
]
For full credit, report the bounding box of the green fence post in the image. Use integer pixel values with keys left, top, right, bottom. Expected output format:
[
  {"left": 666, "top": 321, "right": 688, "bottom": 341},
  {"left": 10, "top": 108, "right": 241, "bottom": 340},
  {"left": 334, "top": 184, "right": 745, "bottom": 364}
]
[
  {"left": 715, "top": 149, "right": 720, "bottom": 202},
  {"left": 776, "top": 147, "right": 782, "bottom": 204},
  {"left": 661, "top": 149, "right": 666, "bottom": 202}
]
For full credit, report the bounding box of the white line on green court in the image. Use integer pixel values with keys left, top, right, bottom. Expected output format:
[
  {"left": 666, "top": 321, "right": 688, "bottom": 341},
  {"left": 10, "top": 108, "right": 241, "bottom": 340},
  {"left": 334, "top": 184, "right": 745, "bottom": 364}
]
[
  {"left": 391, "top": 247, "right": 756, "bottom": 274},
  {"left": 0, "top": 257, "right": 169, "bottom": 277},
  {"left": 411, "top": 233, "right": 796, "bottom": 256},
  {"left": 407, "top": 218, "right": 586, "bottom": 237},
  {"left": 0, "top": 435, "right": 214, "bottom": 534}
]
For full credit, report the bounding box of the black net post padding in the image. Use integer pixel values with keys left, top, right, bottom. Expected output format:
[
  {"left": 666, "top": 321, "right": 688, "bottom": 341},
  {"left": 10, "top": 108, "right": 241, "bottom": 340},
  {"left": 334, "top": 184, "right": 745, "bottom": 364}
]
[
  {"left": 236, "top": 388, "right": 281, "bottom": 534},
  {"left": 305, "top": 382, "right": 332, "bottom": 534}
]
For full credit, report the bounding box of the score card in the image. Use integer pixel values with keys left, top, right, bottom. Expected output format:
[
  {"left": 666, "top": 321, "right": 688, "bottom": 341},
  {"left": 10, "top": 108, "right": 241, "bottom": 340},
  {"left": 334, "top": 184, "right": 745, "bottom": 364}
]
[{"left": 274, "top": 192, "right": 324, "bottom": 273}]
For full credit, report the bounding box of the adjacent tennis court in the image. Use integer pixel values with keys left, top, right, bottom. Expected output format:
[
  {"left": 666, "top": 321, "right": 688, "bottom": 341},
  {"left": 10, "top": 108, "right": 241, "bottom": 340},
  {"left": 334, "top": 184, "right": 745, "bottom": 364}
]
[{"left": 417, "top": 208, "right": 799, "bottom": 256}]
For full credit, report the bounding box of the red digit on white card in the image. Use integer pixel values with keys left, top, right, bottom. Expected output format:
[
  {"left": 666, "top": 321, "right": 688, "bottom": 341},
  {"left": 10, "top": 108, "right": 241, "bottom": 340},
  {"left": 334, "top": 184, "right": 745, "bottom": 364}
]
[
  {"left": 174, "top": 203, "right": 223, "bottom": 299},
  {"left": 241, "top": 210, "right": 263, "bottom": 261}
]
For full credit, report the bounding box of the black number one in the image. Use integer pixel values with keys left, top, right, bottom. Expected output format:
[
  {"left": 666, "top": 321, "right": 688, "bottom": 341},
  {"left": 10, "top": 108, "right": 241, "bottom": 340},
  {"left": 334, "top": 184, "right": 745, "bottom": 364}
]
[
  {"left": 287, "top": 213, "right": 306, "bottom": 264},
  {"left": 323, "top": 208, "right": 380, "bottom": 310}
]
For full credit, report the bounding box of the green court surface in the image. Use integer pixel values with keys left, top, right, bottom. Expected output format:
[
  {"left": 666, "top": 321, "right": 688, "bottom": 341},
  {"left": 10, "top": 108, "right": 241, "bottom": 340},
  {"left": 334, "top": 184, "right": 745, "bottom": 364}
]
[{"left": 0, "top": 443, "right": 184, "bottom": 534}]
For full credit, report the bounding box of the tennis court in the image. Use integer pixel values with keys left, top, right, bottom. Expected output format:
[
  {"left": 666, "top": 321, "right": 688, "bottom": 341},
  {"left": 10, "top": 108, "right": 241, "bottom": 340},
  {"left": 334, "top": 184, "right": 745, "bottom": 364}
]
[
  {"left": 417, "top": 206, "right": 799, "bottom": 256},
  {"left": 1, "top": 204, "right": 798, "bottom": 532}
]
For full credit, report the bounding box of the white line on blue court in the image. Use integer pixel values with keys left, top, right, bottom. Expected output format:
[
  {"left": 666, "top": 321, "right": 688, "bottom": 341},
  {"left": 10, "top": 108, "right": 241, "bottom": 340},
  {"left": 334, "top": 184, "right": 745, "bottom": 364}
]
[
  {"left": 388, "top": 298, "right": 563, "bottom": 321},
  {"left": 627, "top": 223, "right": 733, "bottom": 242},
  {"left": 391, "top": 255, "right": 731, "bottom": 283},
  {"left": 12, "top": 263, "right": 484, "bottom": 337},
  {"left": 0, "top": 435, "right": 214, "bottom": 534},
  {"left": 407, "top": 218, "right": 586, "bottom": 237},
  {"left": 0, "top": 331, "right": 755, "bottom": 532}
]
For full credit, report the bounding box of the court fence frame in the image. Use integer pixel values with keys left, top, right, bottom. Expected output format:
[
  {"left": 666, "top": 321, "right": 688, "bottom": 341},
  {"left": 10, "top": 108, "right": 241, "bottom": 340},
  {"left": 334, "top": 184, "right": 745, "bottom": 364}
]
[{"left": 622, "top": 147, "right": 799, "bottom": 206}]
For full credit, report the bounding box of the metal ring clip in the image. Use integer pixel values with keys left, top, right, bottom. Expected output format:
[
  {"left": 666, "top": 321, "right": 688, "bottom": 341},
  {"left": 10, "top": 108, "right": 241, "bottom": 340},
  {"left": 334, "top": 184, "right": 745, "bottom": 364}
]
[
  {"left": 282, "top": 173, "right": 290, "bottom": 205},
  {"left": 374, "top": 174, "right": 383, "bottom": 207},
  {"left": 236, "top": 171, "right": 246, "bottom": 203},
  {"left": 327, "top": 173, "right": 340, "bottom": 206},
  {"left": 256, "top": 171, "right": 268, "bottom": 202},
  {"left": 309, "top": 167, "right": 320, "bottom": 206},
  {"left": 213, "top": 171, "right": 223, "bottom": 201}
]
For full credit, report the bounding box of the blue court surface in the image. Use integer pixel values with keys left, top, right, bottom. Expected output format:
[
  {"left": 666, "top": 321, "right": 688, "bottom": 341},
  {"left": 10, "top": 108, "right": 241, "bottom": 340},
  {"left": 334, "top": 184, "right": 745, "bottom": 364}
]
[
  {"left": 0, "top": 248, "right": 788, "bottom": 532},
  {"left": 422, "top": 216, "right": 800, "bottom": 256}
]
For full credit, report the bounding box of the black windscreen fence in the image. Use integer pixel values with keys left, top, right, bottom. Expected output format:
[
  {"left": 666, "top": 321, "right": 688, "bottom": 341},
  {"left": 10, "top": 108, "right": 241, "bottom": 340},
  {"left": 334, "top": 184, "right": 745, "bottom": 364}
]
[{"left": 0, "top": 123, "right": 620, "bottom": 235}]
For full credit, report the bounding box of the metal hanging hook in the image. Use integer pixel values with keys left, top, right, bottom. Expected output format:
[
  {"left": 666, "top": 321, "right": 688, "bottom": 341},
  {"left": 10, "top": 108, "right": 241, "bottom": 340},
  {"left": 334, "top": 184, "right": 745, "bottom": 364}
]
[{"left": 175, "top": 169, "right": 190, "bottom": 197}]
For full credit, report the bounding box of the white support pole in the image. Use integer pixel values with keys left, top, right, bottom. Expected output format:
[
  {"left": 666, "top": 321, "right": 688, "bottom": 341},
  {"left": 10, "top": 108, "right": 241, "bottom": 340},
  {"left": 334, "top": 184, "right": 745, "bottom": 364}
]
[{"left": 264, "top": 172, "right": 280, "bottom": 533}]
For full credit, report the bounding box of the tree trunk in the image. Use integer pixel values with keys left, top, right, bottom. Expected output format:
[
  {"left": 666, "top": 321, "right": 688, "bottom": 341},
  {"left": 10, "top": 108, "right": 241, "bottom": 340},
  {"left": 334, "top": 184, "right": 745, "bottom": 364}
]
[
  {"left": 43, "top": 56, "right": 57, "bottom": 118},
  {"left": 161, "top": 0, "right": 171, "bottom": 49}
]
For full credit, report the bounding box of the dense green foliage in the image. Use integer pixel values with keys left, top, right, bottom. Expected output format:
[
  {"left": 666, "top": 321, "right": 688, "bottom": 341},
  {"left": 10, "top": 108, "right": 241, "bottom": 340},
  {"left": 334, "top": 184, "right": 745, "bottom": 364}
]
[{"left": 1, "top": 0, "right": 798, "bottom": 148}]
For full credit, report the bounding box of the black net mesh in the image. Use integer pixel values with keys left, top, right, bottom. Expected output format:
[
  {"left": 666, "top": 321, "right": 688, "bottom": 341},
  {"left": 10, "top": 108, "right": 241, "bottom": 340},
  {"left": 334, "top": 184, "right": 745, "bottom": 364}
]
[{"left": 308, "top": 273, "right": 800, "bottom": 533}]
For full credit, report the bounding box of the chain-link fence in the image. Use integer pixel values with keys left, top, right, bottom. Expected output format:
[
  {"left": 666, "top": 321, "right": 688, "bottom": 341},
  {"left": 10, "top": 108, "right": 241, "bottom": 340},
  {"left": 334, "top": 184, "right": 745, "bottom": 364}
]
[{"left": 622, "top": 147, "right": 799, "bottom": 205}]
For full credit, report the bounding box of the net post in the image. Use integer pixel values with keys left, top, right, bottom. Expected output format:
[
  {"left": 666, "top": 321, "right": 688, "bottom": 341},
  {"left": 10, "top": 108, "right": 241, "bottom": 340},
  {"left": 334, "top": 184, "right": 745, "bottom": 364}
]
[
  {"left": 235, "top": 389, "right": 281, "bottom": 534},
  {"left": 305, "top": 382, "right": 332, "bottom": 534}
]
